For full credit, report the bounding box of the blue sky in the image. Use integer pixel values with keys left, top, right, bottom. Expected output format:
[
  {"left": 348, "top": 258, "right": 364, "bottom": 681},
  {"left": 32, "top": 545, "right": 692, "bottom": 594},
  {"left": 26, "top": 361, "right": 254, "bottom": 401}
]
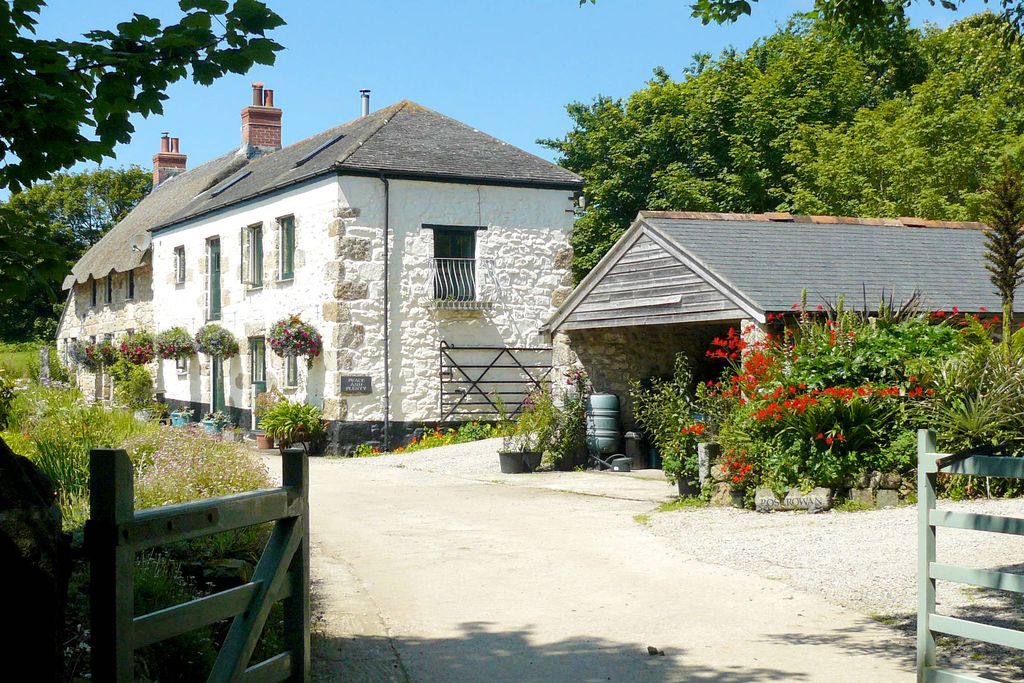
[{"left": 35, "top": 0, "right": 992, "bottom": 176}]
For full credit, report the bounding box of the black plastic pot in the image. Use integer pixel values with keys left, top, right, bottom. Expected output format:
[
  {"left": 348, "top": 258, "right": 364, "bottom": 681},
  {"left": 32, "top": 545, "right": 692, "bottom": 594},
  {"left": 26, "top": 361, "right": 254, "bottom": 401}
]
[
  {"left": 498, "top": 451, "right": 526, "bottom": 474},
  {"left": 522, "top": 451, "right": 542, "bottom": 473}
]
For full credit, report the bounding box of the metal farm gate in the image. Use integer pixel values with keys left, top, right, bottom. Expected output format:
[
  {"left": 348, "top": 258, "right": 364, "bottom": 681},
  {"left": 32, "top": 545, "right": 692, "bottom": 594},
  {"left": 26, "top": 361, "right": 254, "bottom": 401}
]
[{"left": 439, "top": 341, "right": 553, "bottom": 422}]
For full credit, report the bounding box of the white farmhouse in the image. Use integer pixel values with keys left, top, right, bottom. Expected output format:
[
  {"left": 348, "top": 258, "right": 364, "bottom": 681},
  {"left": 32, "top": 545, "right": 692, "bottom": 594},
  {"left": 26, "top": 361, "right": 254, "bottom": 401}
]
[{"left": 58, "top": 85, "right": 582, "bottom": 451}]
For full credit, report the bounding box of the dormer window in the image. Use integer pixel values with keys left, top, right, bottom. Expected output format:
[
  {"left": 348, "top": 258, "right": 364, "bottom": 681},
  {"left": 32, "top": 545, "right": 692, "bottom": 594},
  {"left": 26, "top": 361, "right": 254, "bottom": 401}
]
[
  {"left": 104, "top": 275, "right": 113, "bottom": 304},
  {"left": 90, "top": 279, "right": 97, "bottom": 307}
]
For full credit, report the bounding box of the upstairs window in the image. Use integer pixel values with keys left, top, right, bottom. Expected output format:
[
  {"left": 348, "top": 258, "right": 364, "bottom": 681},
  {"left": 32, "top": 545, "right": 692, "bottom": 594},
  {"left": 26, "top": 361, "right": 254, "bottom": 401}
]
[
  {"left": 433, "top": 227, "right": 477, "bottom": 301},
  {"left": 243, "top": 223, "right": 264, "bottom": 287},
  {"left": 174, "top": 246, "right": 186, "bottom": 284},
  {"left": 90, "top": 279, "right": 97, "bottom": 307},
  {"left": 126, "top": 270, "right": 135, "bottom": 300},
  {"left": 104, "top": 275, "right": 113, "bottom": 304},
  {"left": 278, "top": 215, "right": 295, "bottom": 280}
]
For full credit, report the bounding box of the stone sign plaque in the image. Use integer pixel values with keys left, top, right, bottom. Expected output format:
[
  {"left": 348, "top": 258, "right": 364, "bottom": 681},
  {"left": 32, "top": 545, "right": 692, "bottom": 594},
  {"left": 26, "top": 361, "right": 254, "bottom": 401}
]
[{"left": 340, "top": 375, "right": 372, "bottom": 394}]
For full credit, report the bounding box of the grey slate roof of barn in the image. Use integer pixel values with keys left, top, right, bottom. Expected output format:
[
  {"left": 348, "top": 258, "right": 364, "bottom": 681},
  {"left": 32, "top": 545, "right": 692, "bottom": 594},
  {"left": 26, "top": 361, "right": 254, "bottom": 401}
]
[
  {"left": 545, "top": 211, "right": 1018, "bottom": 331},
  {"left": 641, "top": 213, "right": 1016, "bottom": 314},
  {"left": 65, "top": 100, "right": 582, "bottom": 287}
]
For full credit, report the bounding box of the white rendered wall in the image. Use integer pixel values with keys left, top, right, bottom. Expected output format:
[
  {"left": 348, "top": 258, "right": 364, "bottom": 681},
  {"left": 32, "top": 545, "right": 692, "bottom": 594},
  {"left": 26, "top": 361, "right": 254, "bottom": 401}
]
[{"left": 150, "top": 177, "right": 339, "bottom": 414}]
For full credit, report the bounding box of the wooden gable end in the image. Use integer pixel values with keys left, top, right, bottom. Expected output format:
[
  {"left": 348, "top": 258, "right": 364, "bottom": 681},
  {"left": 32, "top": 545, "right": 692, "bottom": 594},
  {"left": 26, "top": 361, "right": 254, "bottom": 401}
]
[{"left": 560, "top": 233, "right": 747, "bottom": 331}]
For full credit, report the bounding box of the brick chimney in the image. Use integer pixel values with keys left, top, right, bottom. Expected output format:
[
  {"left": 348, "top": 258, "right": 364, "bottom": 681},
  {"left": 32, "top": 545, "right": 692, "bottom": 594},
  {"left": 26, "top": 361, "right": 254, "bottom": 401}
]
[
  {"left": 240, "top": 82, "right": 282, "bottom": 157},
  {"left": 152, "top": 133, "right": 186, "bottom": 187}
]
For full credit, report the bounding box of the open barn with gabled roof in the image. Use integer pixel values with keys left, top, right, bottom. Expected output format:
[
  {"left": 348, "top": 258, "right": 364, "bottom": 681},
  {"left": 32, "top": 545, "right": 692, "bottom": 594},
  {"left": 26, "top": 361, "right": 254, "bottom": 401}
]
[{"left": 544, "top": 210, "right": 1021, "bottom": 427}]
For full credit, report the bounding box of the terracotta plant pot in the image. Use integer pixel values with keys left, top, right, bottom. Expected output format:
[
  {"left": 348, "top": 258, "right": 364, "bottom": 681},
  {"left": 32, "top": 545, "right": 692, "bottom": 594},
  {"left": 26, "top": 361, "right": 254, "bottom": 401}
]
[{"left": 255, "top": 433, "right": 275, "bottom": 449}]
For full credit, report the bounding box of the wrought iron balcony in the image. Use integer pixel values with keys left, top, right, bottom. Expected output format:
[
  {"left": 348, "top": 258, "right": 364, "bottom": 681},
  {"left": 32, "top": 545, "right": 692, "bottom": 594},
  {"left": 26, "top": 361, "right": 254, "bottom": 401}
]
[{"left": 430, "top": 258, "right": 496, "bottom": 311}]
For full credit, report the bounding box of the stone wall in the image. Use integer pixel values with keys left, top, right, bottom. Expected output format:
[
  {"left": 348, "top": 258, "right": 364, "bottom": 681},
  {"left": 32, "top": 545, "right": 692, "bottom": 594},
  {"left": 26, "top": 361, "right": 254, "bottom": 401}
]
[
  {"left": 56, "top": 262, "right": 156, "bottom": 401},
  {"left": 552, "top": 321, "right": 735, "bottom": 428}
]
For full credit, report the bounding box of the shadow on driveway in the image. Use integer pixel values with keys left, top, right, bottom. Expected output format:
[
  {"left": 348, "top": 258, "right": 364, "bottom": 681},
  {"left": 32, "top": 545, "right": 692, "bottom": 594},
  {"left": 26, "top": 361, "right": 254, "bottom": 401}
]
[{"left": 313, "top": 620, "right": 814, "bottom": 683}]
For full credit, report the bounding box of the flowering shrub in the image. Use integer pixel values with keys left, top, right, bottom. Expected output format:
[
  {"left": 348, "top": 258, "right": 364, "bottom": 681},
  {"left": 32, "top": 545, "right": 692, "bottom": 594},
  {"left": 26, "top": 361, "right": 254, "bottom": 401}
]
[
  {"left": 155, "top": 327, "right": 196, "bottom": 360},
  {"left": 194, "top": 324, "right": 239, "bottom": 358},
  {"left": 268, "top": 315, "right": 322, "bottom": 367},
  {"left": 119, "top": 331, "right": 155, "bottom": 365},
  {"left": 700, "top": 303, "right": 972, "bottom": 492}
]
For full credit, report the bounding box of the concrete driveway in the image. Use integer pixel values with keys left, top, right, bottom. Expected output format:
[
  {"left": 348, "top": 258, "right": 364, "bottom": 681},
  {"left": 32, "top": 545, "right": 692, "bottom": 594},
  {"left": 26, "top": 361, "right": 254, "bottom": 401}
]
[{"left": 297, "top": 452, "right": 914, "bottom": 682}]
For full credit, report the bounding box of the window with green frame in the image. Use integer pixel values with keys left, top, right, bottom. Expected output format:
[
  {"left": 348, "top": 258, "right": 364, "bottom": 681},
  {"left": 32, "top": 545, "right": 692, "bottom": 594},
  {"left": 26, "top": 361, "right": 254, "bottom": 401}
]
[
  {"left": 247, "top": 224, "right": 264, "bottom": 287},
  {"left": 250, "top": 337, "right": 266, "bottom": 383},
  {"left": 278, "top": 215, "right": 295, "bottom": 280}
]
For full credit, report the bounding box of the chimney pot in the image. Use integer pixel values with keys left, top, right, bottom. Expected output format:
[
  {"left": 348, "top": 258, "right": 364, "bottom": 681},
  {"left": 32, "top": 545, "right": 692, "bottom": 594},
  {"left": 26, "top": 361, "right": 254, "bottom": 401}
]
[
  {"left": 360, "top": 89, "right": 371, "bottom": 117},
  {"left": 153, "top": 134, "right": 186, "bottom": 188},
  {"left": 241, "top": 83, "right": 282, "bottom": 156}
]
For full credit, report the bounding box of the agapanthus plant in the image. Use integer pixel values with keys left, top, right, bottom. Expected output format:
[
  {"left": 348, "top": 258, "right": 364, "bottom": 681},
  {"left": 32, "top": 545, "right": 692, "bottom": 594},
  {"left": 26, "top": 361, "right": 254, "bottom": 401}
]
[
  {"left": 119, "top": 331, "right": 155, "bottom": 365},
  {"left": 194, "top": 324, "right": 239, "bottom": 358},
  {"left": 268, "top": 315, "right": 322, "bottom": 367},
  {"left": 156, "top": 327, "right": 197, "bottom": 360}
]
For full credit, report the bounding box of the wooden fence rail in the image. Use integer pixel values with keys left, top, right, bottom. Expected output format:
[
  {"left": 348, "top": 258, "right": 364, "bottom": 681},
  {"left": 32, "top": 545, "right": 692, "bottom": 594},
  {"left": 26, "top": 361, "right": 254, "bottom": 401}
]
[
  {"left": 85, "top": 447, "right": 310, "bottom": 682},
  {"left": 917, "top": 429, "right": 1024, "bottom": 683}
]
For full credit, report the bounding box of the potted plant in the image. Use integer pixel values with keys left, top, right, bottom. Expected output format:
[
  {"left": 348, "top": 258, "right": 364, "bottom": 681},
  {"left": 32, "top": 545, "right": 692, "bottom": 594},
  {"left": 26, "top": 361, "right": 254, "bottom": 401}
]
[
  {"left": 496, "top": 392, "right": 557, "bottom": 473},
  {"left": 156, "top": 326, "right": 196, "bottom": 362},
  {"left": 202, "top": 411, "right": 231, "bottom": 434},
  {"left": 170, "top": 407, "right": 194, "bottom": 426},
  {"left": 222, "top": 425, "right": 242, "bottom": 442},
  {"left": 259, "top": 400, "right": 326, "bottom": 454},
  {"left": 253, "top": 387, "right": 284, "bottom": 448},
  {"left": 268, "top": 314, "right": 323, "bottom": 368}
]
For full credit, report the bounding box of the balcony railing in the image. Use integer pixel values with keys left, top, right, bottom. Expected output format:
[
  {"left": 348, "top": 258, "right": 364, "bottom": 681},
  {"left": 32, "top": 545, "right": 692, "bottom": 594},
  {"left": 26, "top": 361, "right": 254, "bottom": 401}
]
[{"left": 430, "top": 258, "right": 495, "bottom": 311}]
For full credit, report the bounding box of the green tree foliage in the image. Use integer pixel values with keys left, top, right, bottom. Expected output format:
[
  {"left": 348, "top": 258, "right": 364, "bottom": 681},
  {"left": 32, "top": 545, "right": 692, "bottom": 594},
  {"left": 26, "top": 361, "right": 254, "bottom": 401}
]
[
  {"left": 980, "top": 161, "right": 1024, "bottom": 341},
  {"left": 688, "top": 1, "right": 1024, "bottom": 39},
  {"left": 0, "top": 167, "right": 151, "bottom": 341},
  {"left": 547, "top": 13, "right": 1024, "bottom": 280},
  {"left": 0, "top": 0, "right": 284, "bottom": 192}
]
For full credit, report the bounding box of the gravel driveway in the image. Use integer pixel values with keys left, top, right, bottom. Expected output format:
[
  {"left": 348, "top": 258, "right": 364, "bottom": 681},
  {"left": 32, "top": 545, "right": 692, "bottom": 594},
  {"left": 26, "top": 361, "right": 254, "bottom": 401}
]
[{"left": 645, "top": 498, "right": 1024, "bottom": 678}]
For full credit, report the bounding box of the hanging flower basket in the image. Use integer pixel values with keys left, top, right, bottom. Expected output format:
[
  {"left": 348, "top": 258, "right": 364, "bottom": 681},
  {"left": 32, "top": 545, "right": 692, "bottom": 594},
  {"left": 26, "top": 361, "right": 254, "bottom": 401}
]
[
  {"left": 67, "top": 340, "right": 97, "bottom": 371},
  {"left": 156, "top": 327, "right": 197, "bottom": 361},
  {"left": 268, "top": 315, "right": 323, "bottom": 367},
  {"left": 194, "top": 324, "right": 239, "bottom": 359},
  {"left": 88, "top": 339, "right": 119, "bottom": 367},
  {"left": 119, "top": 331, "right": 155, "bottom": 365}
]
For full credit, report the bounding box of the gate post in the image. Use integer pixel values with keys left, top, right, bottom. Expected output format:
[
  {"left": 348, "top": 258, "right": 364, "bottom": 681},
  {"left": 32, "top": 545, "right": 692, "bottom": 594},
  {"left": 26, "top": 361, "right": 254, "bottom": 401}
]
[
  {"left": 282, "top": 448, "right": 310, "bottom": 680},
  {"left": 88, "top": 448, "right": 135, "bottom": 682},
  {"left": 917, "top": 429, "right": 938, "bottom": 681}
]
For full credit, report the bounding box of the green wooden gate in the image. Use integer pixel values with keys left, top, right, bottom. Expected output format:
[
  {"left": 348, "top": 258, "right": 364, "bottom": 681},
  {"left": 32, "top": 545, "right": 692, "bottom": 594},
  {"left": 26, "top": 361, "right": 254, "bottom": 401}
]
[
  {"left": 86, "top": 447, "right": 310, "bottom": 682},
  {"left": 917, "top": 429, "right": 1024, "bottom": 682}
]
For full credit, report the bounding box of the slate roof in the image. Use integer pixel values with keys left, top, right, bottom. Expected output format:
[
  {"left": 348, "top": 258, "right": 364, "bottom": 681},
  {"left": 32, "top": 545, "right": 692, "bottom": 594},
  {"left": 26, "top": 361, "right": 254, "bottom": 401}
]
[
  {"left": 152, "top": 100, "right": 582, "bottom": 232},
  {"left": 65, "top": 100, "right": 582, "bottom": 286},
  {"left": 640, "top": 212, "right": 1016, "bottom": 314}
]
